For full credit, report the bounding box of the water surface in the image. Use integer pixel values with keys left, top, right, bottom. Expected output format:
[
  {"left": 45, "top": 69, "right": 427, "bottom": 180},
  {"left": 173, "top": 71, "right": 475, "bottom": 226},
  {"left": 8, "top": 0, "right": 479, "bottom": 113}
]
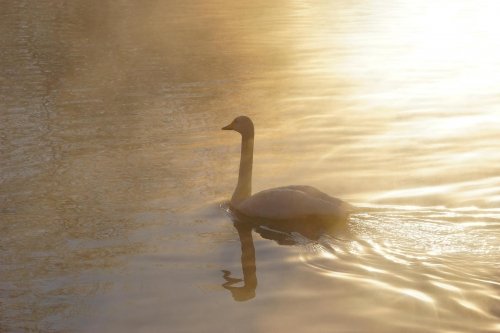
[{"left": 1, "top": 0, "right": 499, "bottom": 332}]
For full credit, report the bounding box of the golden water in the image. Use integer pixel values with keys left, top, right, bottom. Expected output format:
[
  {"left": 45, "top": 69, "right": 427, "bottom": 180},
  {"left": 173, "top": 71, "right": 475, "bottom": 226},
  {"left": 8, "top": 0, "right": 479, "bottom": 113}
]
[{"left": 1, "top": 1, "right": 499, "bottom": 332}]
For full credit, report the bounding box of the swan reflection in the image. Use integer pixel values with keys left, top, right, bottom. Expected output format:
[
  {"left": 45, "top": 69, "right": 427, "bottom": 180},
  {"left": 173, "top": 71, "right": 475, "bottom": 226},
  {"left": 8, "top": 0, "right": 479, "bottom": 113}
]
[
  {"left": 221, "top": 221, "right": 257, "bottom": 302},
  {"left": 221, "top": 212, "right": 349, "bottom": 302}
]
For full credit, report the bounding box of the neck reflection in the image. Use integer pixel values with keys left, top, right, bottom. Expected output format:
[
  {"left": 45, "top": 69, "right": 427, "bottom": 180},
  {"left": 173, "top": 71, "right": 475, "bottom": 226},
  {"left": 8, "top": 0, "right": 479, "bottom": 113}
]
[{"left": 222, "top": 222, "right": 257, "bottom": 302}]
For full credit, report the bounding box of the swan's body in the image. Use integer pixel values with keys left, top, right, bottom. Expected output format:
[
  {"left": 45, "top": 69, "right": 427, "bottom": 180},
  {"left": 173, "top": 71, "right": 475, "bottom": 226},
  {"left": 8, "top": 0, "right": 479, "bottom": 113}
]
[{"left": 222, "top": 116, "right": 351, "bottom": 221}]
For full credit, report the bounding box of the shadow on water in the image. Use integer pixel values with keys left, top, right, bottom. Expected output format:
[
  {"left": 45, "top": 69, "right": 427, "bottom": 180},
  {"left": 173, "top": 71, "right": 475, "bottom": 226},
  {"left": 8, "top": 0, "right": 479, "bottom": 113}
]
[{"left": 221, "top": 204, "right": 350, "bottom": 301}]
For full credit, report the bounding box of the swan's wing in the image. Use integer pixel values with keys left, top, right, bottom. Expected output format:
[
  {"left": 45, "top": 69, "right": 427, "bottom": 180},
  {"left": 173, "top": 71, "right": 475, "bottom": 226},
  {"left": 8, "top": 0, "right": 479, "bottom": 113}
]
[
  {"left": 268, "top": 185, "right": 355, "bottom": 211},
  {"left": 276, "top": 185, "right": 343, "bottom": 204},
  {"left": 237, "top": 186, "right": 349, "bottom": 220}
]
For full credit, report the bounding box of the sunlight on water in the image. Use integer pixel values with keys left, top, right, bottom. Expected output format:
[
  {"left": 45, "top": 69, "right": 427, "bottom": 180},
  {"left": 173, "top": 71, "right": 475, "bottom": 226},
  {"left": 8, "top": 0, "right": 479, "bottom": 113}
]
[
  {"left": 296, "top": 210, "right": 500, "bottom": 331},
  {"left": 270, "top": 0, "right": 500, "bottom": 211},
  {"left": 430, "top": 281, "right": 461, "bottom": 293},
  {"left": 401, "top": 289, "right": 434, "bottom": 304},
  {"left": 299, "top": 206, "right": 499, "bottom": 331},
  {"left": 335, "top": 1, "right": 500, "bottom": 96}
]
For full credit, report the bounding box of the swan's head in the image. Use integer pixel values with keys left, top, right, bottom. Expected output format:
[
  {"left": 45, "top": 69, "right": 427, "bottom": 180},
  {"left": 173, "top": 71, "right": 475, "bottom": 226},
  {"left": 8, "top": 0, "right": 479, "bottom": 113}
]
[{"left": 222, "top": 116, "right": 254, "bottom": 137}]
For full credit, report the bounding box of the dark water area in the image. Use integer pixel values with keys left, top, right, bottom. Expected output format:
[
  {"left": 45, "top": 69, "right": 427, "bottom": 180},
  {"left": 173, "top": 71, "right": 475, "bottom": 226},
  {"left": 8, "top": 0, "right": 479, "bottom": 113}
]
[{"left": 1, "top": 1, "right": 499, "bottom": 332}]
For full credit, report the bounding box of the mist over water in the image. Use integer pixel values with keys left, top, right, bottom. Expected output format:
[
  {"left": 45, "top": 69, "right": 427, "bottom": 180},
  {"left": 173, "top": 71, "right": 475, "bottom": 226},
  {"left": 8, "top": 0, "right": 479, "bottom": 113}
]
[{"left": 1, "top": 1, "right": 499, "bottom": 332}]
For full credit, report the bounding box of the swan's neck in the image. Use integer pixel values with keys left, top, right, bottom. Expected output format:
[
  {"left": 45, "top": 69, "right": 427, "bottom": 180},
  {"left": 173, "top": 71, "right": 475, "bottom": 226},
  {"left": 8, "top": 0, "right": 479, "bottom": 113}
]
[{"left": 231, "top": 134, "right": 253, "bottom": 206}]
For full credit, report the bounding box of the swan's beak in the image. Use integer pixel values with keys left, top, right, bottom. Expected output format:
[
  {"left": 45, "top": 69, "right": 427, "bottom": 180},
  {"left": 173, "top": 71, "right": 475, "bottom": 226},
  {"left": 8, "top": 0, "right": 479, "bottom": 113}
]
[{"left": 222, "top": 123, "right": 233, "bottom": 130}]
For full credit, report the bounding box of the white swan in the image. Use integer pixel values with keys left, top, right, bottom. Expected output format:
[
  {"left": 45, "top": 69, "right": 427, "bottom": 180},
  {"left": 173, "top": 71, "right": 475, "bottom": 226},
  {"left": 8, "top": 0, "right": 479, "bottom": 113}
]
[{"left": 222, "top": 116, "right": 352, "bottom": 221}]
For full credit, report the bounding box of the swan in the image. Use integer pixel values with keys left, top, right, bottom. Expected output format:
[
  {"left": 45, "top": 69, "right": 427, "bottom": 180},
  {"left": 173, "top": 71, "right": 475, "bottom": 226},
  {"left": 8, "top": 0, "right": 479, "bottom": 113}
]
[{"left": 222, "top": 116, "right": 352, "bottom": 222}]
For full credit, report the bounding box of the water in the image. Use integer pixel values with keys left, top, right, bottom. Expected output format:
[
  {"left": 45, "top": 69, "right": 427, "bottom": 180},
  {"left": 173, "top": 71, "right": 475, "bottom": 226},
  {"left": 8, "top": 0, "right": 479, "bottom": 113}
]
[{"left": 1, "top": 0, "right": 499, "bottom": 332}]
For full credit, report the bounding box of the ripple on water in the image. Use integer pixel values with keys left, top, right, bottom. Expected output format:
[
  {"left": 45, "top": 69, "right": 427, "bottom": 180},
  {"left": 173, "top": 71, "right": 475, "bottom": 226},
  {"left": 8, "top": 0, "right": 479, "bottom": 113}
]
[{"left": 299, "top": 205, "right": 500, "bottom": 332}]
